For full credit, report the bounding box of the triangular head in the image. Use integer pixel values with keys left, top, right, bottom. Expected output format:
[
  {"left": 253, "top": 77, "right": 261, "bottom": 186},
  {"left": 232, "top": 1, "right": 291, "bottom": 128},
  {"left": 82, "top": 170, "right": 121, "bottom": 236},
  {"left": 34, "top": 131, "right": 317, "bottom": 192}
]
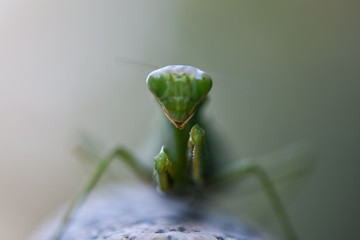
[{"left": 146, "top": 65, "right": 212, "bottom": 129}]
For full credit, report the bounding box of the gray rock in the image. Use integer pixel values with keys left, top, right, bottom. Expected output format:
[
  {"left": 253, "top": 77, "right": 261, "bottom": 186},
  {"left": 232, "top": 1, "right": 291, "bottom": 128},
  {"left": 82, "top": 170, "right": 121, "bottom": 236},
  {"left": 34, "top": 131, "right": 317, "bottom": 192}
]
[{"left": 32, "top": 184, "right": 270, "bottom": 240}]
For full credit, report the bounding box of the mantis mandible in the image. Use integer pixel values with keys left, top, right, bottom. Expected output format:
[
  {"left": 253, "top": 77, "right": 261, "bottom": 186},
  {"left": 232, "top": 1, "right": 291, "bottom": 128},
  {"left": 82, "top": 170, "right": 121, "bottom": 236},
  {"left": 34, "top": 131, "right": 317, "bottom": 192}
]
[{"left": 55, "top": 65, "right": 298, "bottom": 240}]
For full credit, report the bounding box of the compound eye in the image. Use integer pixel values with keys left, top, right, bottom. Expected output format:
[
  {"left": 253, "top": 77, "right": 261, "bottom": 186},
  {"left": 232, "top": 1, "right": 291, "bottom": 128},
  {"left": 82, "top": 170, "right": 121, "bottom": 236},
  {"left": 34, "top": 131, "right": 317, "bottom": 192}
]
[
  {"left": 146, "top": 74, "right": 167, "bottom": 98},
  {"left": 194, "top": 73, "right": 212, "bottom": 99}
]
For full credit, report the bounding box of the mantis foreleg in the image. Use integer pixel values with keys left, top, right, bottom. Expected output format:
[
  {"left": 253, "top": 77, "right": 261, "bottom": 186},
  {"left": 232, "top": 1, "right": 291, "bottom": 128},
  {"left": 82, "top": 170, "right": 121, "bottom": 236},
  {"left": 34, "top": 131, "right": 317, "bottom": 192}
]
[
  {"left": 154, "top": 146, "right": 174, "bottom": 192},
  {"left": 154, "top": 124, "right": 206, "bottom": 193},
  {"left": 188, "top": 124, "right": 205, "bottom": 186}
]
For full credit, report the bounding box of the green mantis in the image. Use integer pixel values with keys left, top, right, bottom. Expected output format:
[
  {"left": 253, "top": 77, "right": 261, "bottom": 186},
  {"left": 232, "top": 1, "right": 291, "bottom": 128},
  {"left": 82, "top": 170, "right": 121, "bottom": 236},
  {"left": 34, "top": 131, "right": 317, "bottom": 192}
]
[
  {"left": 56, "top": 65, "right": 298, "bottom": 240},
  {"left": 148, "top": 65, "right": 212, "bottom": 192}
]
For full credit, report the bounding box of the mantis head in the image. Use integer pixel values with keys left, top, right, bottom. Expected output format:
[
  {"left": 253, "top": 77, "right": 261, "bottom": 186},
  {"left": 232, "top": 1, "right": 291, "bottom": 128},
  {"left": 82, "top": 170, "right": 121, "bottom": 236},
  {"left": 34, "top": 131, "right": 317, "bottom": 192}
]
[{"left": 147, "top": 65, "right": 212, "bottom": 129}]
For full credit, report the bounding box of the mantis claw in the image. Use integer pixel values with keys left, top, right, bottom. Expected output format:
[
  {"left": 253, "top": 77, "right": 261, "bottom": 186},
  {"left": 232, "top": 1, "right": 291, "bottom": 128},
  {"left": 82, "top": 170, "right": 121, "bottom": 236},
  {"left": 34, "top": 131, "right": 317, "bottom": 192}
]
[
  {"left": 154, "top": 147, "right": 173, "bottom": 192},
  {"left": 188, "top": 124, "right": 205, "bottom": 186}
]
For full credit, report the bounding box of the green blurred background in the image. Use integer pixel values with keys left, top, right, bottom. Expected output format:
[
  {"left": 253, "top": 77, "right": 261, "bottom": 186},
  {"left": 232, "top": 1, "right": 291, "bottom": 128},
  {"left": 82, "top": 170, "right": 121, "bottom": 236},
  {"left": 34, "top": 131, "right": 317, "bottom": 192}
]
[{"left": 0, "top": 0, "right": 359, "bottom": 239}]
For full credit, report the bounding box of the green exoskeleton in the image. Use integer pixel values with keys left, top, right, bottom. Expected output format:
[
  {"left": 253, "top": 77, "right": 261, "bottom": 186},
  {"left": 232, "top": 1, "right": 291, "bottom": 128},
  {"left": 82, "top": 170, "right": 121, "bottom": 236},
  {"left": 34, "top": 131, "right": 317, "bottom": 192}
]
[
  {"left": 148, "top": 66, "right": 212, "bottom": 193},
  {"left": 55, "top": 65, "right": 298, "bottom": 240}
]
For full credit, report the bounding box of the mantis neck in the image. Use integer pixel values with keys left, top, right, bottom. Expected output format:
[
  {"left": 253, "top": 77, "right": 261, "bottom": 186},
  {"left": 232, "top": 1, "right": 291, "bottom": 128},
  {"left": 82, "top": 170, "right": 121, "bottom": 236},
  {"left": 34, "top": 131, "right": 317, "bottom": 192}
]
[
  {"left": 165, "top": 111, "right": 201, "bottom": 186},
  {"left": 167, "top": 121, "right": 188, "bottom": 182}
]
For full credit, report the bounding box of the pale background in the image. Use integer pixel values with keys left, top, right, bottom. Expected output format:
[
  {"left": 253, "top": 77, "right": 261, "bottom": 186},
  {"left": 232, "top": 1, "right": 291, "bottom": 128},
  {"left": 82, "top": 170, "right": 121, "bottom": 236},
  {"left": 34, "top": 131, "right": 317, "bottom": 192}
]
[{"left": 0, "top": 1, "right": 359, "bottom": 240}]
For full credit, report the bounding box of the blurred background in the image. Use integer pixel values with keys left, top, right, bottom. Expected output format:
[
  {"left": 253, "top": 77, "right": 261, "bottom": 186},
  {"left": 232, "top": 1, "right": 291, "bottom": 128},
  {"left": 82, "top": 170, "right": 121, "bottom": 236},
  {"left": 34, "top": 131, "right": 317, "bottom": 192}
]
[{"left": 0, "top": 0, "right": 359, "bottom": 239}]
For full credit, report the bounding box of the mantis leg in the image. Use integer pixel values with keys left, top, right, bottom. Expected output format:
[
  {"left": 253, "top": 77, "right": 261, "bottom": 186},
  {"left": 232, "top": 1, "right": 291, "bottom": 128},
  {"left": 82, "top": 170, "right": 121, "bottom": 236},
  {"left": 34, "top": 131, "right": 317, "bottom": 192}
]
[
  {"left": 153, "top": 124, "right": 206, "bottom": 193},
  {"left": 55, "top": 147, "right": 152, "bottom": 240},
  {"left": 211, "top": 161, "right": 297, "bottom": 240},
  {"left": 188, "top": 124, "right": 205, "bottom": 186},
  {"left": 153, "top": 146, "right": 174, "bottom": 192}
]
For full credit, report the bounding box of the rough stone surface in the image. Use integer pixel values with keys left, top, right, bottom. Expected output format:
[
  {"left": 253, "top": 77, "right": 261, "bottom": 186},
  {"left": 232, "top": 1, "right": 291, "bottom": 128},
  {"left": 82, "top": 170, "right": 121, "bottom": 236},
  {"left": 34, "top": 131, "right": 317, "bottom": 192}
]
[{"left": 32, "top": 184, "right": 270, "bottom": 240}]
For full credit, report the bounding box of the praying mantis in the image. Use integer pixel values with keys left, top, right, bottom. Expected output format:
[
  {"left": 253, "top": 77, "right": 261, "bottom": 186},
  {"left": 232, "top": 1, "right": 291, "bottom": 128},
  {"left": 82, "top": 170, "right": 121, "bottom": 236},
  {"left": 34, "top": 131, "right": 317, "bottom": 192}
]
[{"left": 55, "top": 65, "right": 300, "bottom": 240}]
